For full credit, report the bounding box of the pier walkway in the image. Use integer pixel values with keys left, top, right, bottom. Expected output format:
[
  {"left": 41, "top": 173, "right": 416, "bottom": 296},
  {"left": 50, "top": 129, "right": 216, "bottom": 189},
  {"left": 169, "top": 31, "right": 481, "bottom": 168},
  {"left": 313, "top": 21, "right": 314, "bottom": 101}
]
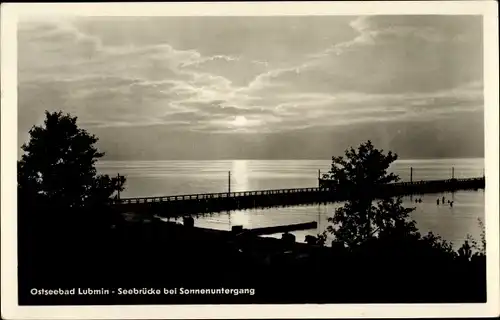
[{"left": 112, "top": 177, "right": 485, "bottom": 218}]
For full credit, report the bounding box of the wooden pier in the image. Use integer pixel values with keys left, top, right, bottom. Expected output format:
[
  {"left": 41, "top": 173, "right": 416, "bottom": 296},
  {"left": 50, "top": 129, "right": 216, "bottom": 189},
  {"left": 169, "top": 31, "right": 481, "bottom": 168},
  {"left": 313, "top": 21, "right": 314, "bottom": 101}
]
[
  {"left": 242, "top": 221, "right": 318, "bottom": 236},
  {"left": 112, "top": 177, "right": 485, "bottom": 218},
  {"left": 192, "top": 221, "right": 318, "bottom": 237}
]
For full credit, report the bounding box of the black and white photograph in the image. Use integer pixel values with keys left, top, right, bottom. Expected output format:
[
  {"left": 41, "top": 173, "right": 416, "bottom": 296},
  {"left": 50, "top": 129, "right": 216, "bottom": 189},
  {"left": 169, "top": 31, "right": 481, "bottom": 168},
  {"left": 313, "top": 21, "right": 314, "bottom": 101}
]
[{"left": 1, "top": 1, "right": 499, "bottom": 319}]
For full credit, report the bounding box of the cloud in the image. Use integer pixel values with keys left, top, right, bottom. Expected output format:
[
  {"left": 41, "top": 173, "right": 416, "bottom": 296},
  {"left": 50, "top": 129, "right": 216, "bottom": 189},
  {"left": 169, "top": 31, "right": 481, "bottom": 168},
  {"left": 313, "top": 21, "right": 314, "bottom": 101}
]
[
  {"left": 249, "top": 15, "right": 482, "bottom": 94},
  {"left": 18, "top": 15, "right": 483, "bottom": 138}
]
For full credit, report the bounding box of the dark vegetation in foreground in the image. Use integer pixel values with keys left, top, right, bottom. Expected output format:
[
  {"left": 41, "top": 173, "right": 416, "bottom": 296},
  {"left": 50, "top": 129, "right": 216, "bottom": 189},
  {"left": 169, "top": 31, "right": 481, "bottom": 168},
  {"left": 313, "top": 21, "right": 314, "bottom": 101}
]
[{"left": 18, "top": 112, "right": 486, "bottom": 304}]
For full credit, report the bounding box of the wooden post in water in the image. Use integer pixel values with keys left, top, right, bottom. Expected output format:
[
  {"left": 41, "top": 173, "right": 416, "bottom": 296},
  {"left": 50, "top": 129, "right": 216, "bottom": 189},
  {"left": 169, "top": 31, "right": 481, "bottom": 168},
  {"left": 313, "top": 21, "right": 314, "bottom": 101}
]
[
  {"left": 117, "top": 173, "right": 121, "bottom": 200},
  {"left": 452, "top": 167, "right": 455, "bottom": 179},
  {"left": 228, "top": 171, "right": 231, "bottom": 194},
  {"left": 410, "top": 167, "right": 413, "bottom": 183},
  {"left": 318, "top": 169, "right": 321, "bottom": 187}
]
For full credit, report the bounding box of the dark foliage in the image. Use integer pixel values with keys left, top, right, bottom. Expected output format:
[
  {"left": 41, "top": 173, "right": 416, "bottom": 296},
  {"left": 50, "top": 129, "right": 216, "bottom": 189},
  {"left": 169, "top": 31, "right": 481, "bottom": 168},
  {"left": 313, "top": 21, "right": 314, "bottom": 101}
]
[
  {"left": 17, "top": 111, "right": 126, "bottom": 289},
  {"left": 18, "top": 111, "right": 125, "bottom": 224},
  {"left": 323, "top": 140, "right": 418, "bottom": 248}
]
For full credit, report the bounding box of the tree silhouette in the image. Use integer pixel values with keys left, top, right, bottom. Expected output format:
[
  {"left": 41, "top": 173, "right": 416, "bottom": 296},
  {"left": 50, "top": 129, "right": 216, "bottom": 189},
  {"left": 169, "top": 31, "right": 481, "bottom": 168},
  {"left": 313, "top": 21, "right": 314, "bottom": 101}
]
[
  {"left": 325, "top": 140, "right": 418, "bottom": 248},
  {"left": 464, "top": 218, "right": 486, "bottom": 258},
  {"left": 18, "top": 111, "right": 125, "bottom": 223}
]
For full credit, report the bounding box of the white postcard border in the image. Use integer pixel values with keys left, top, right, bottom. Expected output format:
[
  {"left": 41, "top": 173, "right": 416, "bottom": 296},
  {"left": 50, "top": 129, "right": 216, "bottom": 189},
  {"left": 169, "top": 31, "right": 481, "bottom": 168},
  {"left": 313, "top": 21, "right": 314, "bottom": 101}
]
[{"left": 1, "top": 2, "right": 498, "bottom": 319}]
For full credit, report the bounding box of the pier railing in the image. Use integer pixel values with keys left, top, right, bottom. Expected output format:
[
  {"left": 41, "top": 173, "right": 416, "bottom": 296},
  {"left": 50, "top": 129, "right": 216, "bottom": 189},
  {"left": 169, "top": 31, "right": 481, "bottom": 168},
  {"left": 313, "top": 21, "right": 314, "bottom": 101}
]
[
  {"left": 114, "top": 187, "right": 324, "bottom": 204},
  {"left": 113, "top": 177, "right": 485, "bottom": 206}
]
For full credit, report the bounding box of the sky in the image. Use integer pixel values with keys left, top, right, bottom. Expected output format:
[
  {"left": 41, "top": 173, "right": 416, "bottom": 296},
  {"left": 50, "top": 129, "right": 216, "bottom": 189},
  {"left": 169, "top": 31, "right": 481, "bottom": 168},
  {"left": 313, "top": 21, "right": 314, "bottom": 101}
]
[{"left": 17, "top": 15, "right": 484, "bottom": 160}]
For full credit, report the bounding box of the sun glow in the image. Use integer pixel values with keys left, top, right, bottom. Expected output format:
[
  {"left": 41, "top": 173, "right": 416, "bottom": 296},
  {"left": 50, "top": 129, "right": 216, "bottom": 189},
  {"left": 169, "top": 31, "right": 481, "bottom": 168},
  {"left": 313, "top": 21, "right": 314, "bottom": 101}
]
[{"left": 231, "top": 115, "right": 248, "bottom": 127}]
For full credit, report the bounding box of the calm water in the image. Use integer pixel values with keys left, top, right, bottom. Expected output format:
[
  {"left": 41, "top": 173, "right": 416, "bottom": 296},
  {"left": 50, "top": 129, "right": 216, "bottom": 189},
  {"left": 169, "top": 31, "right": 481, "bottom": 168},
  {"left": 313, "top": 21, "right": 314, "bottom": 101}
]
[{"left": 97, "top": 158, "right": 485, "bottom": 249}]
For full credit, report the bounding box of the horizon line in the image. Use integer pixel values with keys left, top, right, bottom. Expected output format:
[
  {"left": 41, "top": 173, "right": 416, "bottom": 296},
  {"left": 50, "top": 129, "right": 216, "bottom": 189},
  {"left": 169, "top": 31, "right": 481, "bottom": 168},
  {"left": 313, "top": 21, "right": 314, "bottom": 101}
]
[{"left": 96, "top": 156, "right": 485, "bottom": 162}]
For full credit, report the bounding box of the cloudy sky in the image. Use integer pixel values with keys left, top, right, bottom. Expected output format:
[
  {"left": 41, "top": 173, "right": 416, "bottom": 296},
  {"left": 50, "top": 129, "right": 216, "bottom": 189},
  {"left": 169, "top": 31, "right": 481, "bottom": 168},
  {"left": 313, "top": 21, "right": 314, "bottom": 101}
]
[{"left": 18, "top": 15, "right": 484, "bottom": 160}]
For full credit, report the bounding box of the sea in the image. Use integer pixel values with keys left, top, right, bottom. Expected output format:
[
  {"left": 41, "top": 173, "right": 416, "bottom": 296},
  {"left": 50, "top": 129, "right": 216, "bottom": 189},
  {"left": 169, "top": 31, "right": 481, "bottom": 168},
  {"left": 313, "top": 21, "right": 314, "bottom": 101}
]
[{"left": 96, "top": 158, "right": 485, "bottom": 250}]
